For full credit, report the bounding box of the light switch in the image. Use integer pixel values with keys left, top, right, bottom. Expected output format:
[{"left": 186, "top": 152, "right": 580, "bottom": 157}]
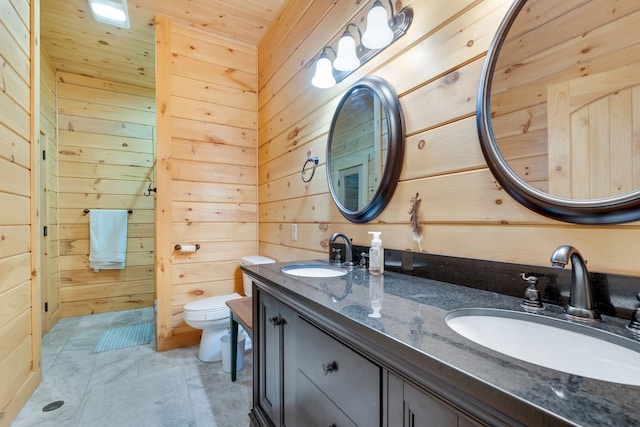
[{"left": 291, "top": 224, "right": 298, "bottom": 241}]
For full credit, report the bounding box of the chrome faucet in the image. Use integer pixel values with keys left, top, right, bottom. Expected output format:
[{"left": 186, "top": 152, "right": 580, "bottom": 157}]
[
  {"left": 329, "top": 232, "right": 354, "bottom": 266},
  {"left": 550, "top": 245, "right": 601, "bottom": 322}
]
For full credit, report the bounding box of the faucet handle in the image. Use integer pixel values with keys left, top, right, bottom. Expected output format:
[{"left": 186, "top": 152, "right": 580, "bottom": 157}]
[
  {"left": 520, "top": 273, "right": 544, "bottom": 312},
  {"left": 332, "top": 247, "right": 342, "bottom": 265},
  {"left": 359, "top": 252, "right": 369, "bottom": 268},
  {"left": 521, "top": 273, "right": 538, "bottom": 286}
]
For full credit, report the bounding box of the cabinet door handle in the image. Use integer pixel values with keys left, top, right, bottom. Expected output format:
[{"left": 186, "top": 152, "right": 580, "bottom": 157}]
[
  {"left": 322, "top": 361, "right": 337, "bottom": 375},
  {"left": 268, "top": 315, "right": 282, "bottom": 327}
]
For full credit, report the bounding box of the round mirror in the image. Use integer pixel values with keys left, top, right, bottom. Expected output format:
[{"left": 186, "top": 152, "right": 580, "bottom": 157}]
[
  {"left": 327, "top": 76, "right": 405, "bottom": 223},
  {"left": 477, "top": 0, "right": 640, "bottom": 223}
]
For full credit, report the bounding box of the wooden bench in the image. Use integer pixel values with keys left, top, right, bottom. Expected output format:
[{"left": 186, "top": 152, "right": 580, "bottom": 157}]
[{"left": 225, "top": 297, "right": 252, "bottom": 381}]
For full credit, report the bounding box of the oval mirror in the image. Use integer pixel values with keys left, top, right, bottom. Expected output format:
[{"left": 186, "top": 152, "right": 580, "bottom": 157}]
[
  {"left": 477, "top": 0, "right": 640, "bottom": 223},
  {"left": 327, "top": 76, "right": 405, "bottom": 223}
]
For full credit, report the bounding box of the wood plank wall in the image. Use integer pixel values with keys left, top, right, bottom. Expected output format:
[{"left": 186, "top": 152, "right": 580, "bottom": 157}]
[
  {"left": 57, "top": 73, "right": 156, "bottom": 317},
  {"left": 40, "top": 47, "right": 60, "bottom": 332},
  {"left": 257, "top": 0, "right": 640, "bottom": 278},
  {"left": 155, "top": 17, "right": 258, "bottom": 351},
  {"left": 0, "top": 0, "right": 41, "bottom": 425}
]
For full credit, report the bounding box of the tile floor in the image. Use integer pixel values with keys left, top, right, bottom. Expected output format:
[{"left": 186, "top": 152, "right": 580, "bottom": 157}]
[{"left": 11, "top": 307, "right": 252, "bottom": 427}]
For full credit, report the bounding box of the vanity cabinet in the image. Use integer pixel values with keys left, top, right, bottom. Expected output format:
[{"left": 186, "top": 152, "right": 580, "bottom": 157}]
[
  {"left": 251, "top": 282, "right": 481, "bottom": 427},
  {"left": 244, "top": 261, "right": 640, "bottom": 426}
]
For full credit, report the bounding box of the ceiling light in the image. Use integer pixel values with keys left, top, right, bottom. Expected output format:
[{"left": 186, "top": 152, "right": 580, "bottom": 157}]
[{"left": 88, "top": 0, "right": 130, "bottom": 29}]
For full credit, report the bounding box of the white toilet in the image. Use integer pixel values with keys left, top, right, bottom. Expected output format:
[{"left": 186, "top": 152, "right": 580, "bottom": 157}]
[{"left": 183, "top": 255, "right": 275, "bottom": 362}]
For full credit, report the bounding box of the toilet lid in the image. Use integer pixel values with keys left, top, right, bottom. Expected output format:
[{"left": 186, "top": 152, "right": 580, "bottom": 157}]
[
  {"left": 242, "top": 255, "right": 275, "bottom": 265},
  {"left": 183, "top": 292, "right": 242, "bottom": 321}
]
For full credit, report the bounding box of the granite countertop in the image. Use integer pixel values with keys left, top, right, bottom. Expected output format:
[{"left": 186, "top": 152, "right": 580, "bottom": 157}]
[{"left": 243, "top": 260, "right": 640, "bottom": 427}]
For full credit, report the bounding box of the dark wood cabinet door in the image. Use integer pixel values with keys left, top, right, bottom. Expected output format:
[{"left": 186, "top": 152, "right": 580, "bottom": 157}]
[
  {"left": 388, "top": 373, "right": 458, "bottom": 427},
  {"left": 256, "top": 290, "right": 298, "bottom": 427},
  {"left": 258, "top": 292, "right": 281, "bottom": 425}
]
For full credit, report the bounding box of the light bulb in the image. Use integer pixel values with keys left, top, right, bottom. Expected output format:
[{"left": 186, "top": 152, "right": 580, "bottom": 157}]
[
  {"left": 311, "top": 55, "right": 336, "bottom": 88},
  {"left": 362, "top": 2, "right": 394, "bottom": 50},
  {"left": 333, "top": 33, "right": 360, "bottom": 72}
]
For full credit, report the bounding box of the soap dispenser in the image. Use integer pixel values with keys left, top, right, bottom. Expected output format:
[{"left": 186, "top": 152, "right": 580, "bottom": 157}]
[{"left": 368, "top": 231, "right": 384, "bottom": 276}]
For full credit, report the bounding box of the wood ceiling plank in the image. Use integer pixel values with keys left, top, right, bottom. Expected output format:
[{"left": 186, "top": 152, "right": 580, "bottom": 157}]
[{"left": 41, "top": 0, "right": 283, "bottom": 89}]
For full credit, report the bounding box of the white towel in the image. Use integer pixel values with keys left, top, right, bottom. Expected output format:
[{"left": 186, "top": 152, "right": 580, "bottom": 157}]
[{"left": 89, "top": 209, "right": 128, "bottom": 272}]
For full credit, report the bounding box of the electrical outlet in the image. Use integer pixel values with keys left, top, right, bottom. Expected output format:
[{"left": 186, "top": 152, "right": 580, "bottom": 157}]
[{"left": 291, "top": 224, "right": 297, "bottom": 241}]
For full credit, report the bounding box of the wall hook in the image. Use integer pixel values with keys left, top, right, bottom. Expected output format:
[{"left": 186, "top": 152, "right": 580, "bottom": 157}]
[{"left": 144, "top": 183, "right": 157, "bottom": 197}]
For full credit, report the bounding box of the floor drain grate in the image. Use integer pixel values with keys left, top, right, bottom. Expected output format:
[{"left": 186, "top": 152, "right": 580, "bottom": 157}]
[{"left": 42, "top": 400, "right": 64, "bottom": 412}]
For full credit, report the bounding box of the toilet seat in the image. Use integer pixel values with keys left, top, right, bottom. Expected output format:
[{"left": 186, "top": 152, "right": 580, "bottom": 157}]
[{"left": 183, "top": 292, "right": 242, "bottom": 322}]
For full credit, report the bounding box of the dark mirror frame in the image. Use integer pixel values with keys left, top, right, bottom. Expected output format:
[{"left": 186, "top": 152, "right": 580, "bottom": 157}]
[
  {"left": 327, "top": 76, "right": 405, "bottom": 223},
  {"left": 477, "top": 0, "right": 640, "bottom": 224}
]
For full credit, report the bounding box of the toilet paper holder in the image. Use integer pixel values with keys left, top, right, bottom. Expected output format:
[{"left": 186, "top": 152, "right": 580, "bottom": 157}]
[{"left": 174, "top": 244, "right": 200, "bottom": 252}]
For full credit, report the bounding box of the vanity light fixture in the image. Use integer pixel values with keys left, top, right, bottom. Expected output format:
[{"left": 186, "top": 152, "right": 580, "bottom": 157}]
[
  {"left": 310, "top": 1, "right": 412, "bottom": 89},
  {"left": 334, "top": 24, "right": 362, "bottom": 72},
  {"left": 311, "top": 47, "right": 337, "bottom": 88},
  {"left": 88, "top": 0, "right": 130, "bottom": 29}
]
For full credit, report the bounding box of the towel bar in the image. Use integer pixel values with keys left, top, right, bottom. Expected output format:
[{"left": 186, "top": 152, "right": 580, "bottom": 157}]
[{"left": 84, "top": 209, "right": 133, "bottom": 214}]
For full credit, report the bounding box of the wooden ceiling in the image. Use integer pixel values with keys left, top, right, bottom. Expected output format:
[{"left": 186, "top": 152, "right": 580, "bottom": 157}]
[{"left": 40, "top": 0, "right": 284, "bottom": 89}]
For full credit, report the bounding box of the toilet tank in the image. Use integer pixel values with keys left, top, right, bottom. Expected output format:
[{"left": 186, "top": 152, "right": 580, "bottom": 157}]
[{"left": 241, "top": 255, "right": 275, "bottom": 296}]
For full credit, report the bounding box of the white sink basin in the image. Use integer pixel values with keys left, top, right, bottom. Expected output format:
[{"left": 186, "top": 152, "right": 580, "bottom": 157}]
[
  {"left": 445, "top": 308, "right": 640, "bottom": 386},
  {"left": 281, "top": 264, "right": 347, "bottom": 278}
]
